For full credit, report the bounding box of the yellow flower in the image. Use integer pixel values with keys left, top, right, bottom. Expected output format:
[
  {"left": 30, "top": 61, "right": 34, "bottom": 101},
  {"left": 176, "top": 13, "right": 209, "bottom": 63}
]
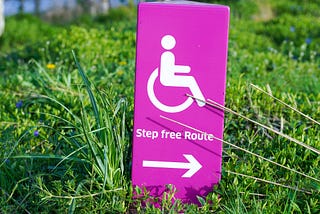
[
  {"left": 46, "top": 63, "right": 56, "bottom": 69},
  {"left": 118, "top": 61, "right": 127, "bottom": 66},
  {"left": 117, "top": 70, "right": 124, "bottom": 76}
]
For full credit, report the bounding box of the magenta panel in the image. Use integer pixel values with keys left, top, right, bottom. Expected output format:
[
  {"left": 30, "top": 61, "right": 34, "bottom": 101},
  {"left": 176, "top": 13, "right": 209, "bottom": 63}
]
[{"left": 132, "top": 1, "right": 229, "bottom": 204}]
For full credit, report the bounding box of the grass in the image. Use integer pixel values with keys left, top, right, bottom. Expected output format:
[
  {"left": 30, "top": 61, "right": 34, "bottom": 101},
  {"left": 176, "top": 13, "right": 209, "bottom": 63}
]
[{"left": 0, "top": 0, "right": 319, "bottom": 213}]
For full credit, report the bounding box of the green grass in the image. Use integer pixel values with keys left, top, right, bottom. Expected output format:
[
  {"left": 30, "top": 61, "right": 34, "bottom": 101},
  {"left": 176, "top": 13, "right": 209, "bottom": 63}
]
[{"left": 0, "top": 0, "right": 319, "bottom": 213}]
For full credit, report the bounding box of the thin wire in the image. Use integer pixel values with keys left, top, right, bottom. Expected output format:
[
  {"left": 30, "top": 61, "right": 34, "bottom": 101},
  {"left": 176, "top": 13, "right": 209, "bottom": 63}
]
[
  {"left": 186, "top": 94, "right": 320, "bottom": 155},
  {"left": 250, "top": 84, "right": 320, "bottom": 126},
  {"left": 225, "top": 170, "right": 312, "bottom": 194},
  {"left": 159, "top": 115, "right": 320, "bottom": 186}
]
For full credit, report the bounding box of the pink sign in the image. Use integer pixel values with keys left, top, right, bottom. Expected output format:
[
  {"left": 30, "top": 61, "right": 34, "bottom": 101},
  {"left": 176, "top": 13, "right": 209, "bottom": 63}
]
[{"left": 132, "top": 1, "right": 229, "bottom": 204}]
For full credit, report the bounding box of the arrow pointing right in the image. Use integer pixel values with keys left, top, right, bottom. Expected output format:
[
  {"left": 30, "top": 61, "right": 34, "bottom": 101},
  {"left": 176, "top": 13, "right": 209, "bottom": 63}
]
[{"left": 142, "top": 154, "right": 202, "bottom": 178}]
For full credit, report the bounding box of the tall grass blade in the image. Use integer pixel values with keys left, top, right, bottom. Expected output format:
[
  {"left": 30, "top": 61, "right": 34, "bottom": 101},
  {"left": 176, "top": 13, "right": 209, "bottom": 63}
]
[
  {"left": 283, "top": 188, "right": 299, "bottom": 214},
  {"left": 71, "top": 51, "right": 129, "bottom": 192},
  {"left": 50, "top": 145, "right": 88, "bottom": 172},
  {"left": 72, "top": 51, "right": 101, "bottom": 132},
  {"left": 36, "top": 94, "right": 80, "bottom": 123},
  {"left": 79, "top": 107, "right": 105, "bottom": 177},
  {"left": 0, "top": 128, "right": 33, "bottom": 168}
]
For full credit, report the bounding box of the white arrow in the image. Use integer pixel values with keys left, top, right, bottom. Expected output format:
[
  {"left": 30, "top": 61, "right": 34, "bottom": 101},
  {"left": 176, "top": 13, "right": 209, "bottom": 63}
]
[{"left": 142, "top": 154, "right": 202, "bottom": 178}]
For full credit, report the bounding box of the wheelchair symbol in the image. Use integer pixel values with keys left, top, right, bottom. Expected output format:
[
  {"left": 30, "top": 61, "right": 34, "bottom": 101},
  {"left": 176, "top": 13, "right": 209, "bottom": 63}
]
[{"left": 147, "top": 35, "right": 205, "bottom": 113}]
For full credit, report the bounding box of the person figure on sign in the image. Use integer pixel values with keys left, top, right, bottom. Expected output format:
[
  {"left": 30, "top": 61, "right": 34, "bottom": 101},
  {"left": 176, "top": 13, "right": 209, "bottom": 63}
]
[{"left": 159, "top": 35, "right": 205, "bottom": 107}]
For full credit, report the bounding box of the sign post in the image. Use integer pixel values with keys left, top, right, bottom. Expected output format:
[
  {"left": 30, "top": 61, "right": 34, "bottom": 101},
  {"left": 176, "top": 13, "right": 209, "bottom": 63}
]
[{"left": 132, "top": 1, "right": 230, "bottom": 204}]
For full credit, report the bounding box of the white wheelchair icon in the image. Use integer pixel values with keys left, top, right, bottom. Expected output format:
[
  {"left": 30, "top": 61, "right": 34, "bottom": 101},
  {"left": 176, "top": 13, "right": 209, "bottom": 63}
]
[{"left": 147, "top": 35, "right": 205, "bottom": 113}]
